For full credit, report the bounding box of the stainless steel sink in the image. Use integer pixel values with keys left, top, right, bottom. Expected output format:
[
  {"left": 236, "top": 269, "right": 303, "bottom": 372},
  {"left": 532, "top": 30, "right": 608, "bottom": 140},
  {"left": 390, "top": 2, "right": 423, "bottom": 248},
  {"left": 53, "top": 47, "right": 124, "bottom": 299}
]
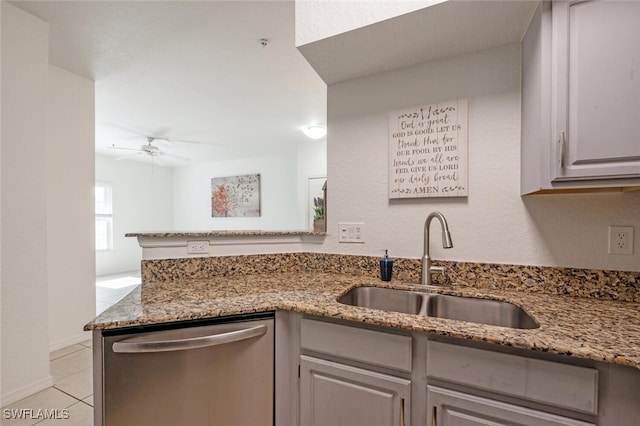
[{"left": 337, "top": 286, "right": 539, "bottom": 329}]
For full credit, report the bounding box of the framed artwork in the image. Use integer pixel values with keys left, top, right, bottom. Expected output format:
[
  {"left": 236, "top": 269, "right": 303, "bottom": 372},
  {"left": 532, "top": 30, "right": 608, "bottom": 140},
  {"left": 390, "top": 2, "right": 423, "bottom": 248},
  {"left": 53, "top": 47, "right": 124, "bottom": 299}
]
[
  {"left": 388, "top": 99, "right": 468, "bottom": 199},
  {"left": 211, "top": 174, "right": 261, "bottom": 217}
]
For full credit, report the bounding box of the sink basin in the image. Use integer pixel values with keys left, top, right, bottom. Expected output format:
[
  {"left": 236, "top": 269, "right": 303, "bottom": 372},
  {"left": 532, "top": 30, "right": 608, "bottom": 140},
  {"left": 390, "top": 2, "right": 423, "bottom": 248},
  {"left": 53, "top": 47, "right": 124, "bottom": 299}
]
[{"left": 337, "top": 287, "right": 539, "bottom": 329}]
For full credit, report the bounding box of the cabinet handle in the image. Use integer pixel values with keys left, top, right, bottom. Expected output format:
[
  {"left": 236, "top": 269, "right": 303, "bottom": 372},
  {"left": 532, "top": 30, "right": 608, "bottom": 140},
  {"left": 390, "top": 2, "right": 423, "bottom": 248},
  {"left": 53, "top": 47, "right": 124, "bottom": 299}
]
[
  {"left": 432, "top": 406, "right": 437, "bottom": 426},
  {"left": 558, "top": 131, "right": 566, "bottom": 168},
  {"left": 400, "top": 398, "right": 405, "bottom": 426}
]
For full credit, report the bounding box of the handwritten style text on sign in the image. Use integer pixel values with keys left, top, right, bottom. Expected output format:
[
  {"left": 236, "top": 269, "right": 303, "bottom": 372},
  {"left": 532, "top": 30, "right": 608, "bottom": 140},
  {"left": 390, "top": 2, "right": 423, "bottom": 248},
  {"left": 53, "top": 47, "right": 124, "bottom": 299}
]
[{"left": 388, "top": 99, "right": 468, "bottom": 199}]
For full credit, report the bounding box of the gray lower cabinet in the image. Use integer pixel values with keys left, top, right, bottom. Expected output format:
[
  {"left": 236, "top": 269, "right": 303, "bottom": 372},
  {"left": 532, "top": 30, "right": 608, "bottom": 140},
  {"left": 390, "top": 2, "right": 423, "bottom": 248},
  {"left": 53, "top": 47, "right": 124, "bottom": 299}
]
[
  {"left": 426, "top": 340, "right": 598, "bottom": 426},
  {"left": 427, "top": 386, "right": 595, "bottom": 426},
  {"left": 426, "top": 341, "right": 599, "bottom": 416},
  {"left": 300, "top": 356, "right": 410, "bottom": 426},
  {"left": 298, "top": 317, "right": 413, "bottom": 426},
  {"left": 289, "top": 317, "right": 640, "bottom": 426}
]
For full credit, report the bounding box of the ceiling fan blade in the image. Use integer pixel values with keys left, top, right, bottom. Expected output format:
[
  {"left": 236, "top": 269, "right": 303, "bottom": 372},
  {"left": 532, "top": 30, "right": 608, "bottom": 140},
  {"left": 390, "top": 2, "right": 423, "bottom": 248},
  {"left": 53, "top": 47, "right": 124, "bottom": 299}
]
[
  {"left": 108, "top": 145, "right": 143, "bottom": 152},
  {"left": 161, "top": 151, "right": 191, "bottom": 162},
  {"left": 104, "top": 123, "right": 148, "bottom": 138},
  {"left": 153, "top": 136, "right": 219, "bottom": 146},
  {"left": 115, "top": 152, "right": 144, "bottom": 161}
]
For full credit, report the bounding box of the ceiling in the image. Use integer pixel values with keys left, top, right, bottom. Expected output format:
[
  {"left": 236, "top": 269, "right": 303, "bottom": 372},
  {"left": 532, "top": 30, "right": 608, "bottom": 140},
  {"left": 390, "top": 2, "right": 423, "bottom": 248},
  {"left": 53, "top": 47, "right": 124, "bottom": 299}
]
[
  {"left": 12, "top": 0, "right": 327, "bottom": 166},
  {"left": 298, "top": 0, "right": 538, "bottom": 85}
]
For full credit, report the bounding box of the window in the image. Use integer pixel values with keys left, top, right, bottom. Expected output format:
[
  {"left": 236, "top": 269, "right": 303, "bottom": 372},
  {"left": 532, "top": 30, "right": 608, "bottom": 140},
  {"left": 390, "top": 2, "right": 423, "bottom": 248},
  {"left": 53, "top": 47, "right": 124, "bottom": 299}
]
[{"left": 95, "top": 182, "right": 113, "bottom": 251}]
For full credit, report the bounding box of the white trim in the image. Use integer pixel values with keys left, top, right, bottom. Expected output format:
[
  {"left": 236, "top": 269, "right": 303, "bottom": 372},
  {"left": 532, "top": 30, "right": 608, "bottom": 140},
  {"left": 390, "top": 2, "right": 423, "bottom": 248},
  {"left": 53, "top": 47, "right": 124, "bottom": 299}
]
[
  {"left": 48, "top": 331, "right": 91, "bottom": 353},
  {"left": 0, "top": 375, "right": 54, "bottom": 407},
  {"left": 137, "top": 234, "right": 326, "bottom": 259},
  {"left": 137, "top": 238, "right": 188, "bottom": 248}
]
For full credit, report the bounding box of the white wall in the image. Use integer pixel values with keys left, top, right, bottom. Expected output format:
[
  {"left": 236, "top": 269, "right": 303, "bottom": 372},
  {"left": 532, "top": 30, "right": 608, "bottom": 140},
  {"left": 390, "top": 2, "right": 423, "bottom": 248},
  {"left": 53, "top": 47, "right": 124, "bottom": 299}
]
[
  {"left": 95, "top": 155, "right": 173, "bottom": 276},
  {"left": 173, "top": 153, "right": 300, "bottom": 231},
  {"left": 1, "top": 2, "right": 52, "bottom": 405},
  {"left": 318, "top": 43, "right": 640, "bottom": 272},
  {"left": 297, "top": 140, "right": 327, "bottom": 230},
  {"left": 47, "top": 65, "right": 96, "bottom": 351},
  {"left": 0, "top": 0, "right": 3, "bottom": 403}
]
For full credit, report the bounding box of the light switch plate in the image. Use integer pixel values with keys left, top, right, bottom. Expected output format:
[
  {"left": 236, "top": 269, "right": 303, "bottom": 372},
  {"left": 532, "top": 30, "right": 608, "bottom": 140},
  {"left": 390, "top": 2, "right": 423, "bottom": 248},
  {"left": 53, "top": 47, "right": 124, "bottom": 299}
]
[{"left": 338, "top": 222, "right": 365, "bottom": 243}]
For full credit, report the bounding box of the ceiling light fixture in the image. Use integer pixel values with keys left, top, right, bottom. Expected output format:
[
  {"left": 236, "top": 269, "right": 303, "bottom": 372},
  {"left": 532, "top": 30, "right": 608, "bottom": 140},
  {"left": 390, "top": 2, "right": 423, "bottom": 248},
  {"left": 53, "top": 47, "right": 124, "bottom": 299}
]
[{"left": 302, "top": 125, "right": 327, "bottom": 139}]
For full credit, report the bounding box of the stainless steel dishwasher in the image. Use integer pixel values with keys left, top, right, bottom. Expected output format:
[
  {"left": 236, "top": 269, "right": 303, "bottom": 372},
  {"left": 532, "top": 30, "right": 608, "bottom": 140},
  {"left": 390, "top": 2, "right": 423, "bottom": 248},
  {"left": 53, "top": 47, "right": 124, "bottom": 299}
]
[{"left": 95, "top": 312, "right": 274, "bottom": 426}]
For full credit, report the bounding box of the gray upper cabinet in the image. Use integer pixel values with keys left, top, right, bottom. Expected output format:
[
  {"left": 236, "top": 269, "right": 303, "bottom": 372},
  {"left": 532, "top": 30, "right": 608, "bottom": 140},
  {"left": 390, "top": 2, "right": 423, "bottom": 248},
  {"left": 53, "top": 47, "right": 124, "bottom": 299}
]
[{"left": 521, "top": 0, "right": 640, "bottom": 194}]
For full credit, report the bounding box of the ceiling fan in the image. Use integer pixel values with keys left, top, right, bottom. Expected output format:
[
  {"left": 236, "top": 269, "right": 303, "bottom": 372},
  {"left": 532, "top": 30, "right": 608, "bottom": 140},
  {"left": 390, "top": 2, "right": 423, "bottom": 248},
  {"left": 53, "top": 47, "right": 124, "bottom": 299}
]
[{"left": 109, "top": 136, "right": 191, "bottom": 164}]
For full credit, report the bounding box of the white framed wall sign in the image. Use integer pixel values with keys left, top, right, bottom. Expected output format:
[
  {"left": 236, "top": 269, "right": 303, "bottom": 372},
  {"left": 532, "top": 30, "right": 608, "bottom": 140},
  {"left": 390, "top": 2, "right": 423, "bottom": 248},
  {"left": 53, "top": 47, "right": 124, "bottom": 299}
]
[{"left": 388, "top": 99, "right": 468, "bottom": 199}]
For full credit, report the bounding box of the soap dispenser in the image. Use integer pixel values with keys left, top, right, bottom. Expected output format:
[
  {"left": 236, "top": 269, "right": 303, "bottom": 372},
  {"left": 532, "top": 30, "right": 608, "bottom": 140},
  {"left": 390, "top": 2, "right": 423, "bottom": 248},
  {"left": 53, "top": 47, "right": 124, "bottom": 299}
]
[{"left": 380, "top": 250, "right": 393, "bottom": 282}]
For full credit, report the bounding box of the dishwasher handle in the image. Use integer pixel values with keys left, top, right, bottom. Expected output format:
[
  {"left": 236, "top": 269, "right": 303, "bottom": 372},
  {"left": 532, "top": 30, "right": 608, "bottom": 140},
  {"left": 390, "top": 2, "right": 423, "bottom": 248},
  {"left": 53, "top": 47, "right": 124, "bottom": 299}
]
[{"left": 112, "top": 324, "right": 267, "bottom": 353}]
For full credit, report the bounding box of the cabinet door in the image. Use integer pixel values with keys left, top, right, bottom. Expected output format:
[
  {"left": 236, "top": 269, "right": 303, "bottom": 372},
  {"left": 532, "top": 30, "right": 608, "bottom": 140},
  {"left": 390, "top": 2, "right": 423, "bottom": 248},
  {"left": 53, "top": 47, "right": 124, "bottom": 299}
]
[
  {"left": 552, "top": 0, "right": 640, "bottom": 181},
  {"left": 428, "top": 386, "right": 595, "bottom": 426},
  {"left": 300, "top": 355, "right": 410, "bottom": 426}
]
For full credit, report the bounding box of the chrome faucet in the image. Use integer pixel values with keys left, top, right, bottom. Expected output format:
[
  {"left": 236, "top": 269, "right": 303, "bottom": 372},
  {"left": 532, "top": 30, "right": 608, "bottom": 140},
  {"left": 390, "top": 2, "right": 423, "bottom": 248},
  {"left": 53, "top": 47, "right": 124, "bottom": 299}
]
[{"left": 422, "top": 212, "right": 453, "bottom": 286}]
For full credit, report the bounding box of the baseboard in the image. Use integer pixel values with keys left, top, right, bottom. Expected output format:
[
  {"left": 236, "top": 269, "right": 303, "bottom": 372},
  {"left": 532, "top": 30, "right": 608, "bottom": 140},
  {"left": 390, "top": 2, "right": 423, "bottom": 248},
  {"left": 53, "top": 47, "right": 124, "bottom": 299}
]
[
  {"left": 49, "top": 331, "right": 91, "bottom": 353},
  {"left": 0, "top": 374, "right": 54, "bottom": 407}
]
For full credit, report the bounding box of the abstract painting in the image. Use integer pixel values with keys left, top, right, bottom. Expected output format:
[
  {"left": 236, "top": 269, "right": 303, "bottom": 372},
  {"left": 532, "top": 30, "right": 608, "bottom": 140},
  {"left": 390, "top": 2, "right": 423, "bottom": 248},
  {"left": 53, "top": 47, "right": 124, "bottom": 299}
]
[{"left": 211, "top": 174, "right": 261, "bottom": 217}]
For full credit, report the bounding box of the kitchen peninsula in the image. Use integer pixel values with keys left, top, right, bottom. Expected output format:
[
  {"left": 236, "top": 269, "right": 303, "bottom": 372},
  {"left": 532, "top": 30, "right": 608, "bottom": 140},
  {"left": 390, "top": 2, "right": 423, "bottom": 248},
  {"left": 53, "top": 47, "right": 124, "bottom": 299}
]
[
  {"left": 87, "top": 247, "right": 640, "bottom": 426},
  {"left": 88, "top": 251, "right": 640, "bottom": 366}
]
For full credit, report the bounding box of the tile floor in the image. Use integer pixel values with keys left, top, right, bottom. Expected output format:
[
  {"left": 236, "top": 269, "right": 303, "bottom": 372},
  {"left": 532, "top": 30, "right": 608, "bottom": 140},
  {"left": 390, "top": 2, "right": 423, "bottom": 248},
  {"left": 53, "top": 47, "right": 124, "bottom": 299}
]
[
  {"left": 1, "top": 341, "right": 94, "bottom": 426},
  {"left": 2, "top": 272, "right": 141, "bottom": 425},
  {"left": 95, "top": 272, "right": 141, "bottom": 315}
]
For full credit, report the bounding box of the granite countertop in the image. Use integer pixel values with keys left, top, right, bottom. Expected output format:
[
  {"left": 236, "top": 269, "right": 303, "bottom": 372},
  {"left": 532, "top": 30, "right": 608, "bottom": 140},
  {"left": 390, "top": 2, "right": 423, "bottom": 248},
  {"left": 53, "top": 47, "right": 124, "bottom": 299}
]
[
  {"left": 125, "top": 230, "right": 325, "bottom": 238},
  {"left": 85, "top": 272, "right": 640, "bottom": 370}
]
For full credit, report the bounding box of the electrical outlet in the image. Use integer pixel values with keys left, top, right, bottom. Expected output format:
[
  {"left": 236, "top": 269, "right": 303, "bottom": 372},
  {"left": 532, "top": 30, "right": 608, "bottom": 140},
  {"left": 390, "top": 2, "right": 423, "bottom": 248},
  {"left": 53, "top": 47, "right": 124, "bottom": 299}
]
[
  {"left": 187, "top": 240, "right": 209, "bottom": 254},
  {"left": 608, "top": 226, "right": 634, "bottom": 255},
  {"left": 338, "top": 222, "right": 365, "bottom": 243}
]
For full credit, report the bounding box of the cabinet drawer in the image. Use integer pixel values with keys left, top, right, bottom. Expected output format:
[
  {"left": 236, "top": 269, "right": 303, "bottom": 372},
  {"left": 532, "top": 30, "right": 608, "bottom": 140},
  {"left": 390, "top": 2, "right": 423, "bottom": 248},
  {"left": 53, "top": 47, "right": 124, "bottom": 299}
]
[
  {"left": 428, "top": 385, "right": 595, "bottom": 426},
  {"left": 301, "top": 318, "right": 412, "bottom": 372},
  {"left": 427, "top": 341, "right": 598, "bottom": 415}
]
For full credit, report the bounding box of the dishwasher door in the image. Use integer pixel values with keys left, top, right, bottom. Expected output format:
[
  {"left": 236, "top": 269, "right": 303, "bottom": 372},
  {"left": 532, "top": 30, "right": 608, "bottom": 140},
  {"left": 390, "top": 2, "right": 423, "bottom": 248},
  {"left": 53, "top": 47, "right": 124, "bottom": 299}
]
[{"left": 100, "top": 315, "right": 274, "bottom": 426}]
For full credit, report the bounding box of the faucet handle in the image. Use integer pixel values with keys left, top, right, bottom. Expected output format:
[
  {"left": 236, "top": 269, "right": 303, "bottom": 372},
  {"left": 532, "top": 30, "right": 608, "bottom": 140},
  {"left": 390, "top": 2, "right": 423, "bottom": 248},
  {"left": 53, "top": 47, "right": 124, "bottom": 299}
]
[{"left": 429, "top": 266, "right": 445, "bottom": 275}]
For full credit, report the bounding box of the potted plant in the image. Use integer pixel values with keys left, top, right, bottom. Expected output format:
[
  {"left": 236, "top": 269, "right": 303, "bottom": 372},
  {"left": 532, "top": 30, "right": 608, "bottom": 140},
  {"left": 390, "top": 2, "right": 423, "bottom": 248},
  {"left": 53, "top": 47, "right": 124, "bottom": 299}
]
[{"left": 312, "top": 197, "right": 325, "bottom": 233}]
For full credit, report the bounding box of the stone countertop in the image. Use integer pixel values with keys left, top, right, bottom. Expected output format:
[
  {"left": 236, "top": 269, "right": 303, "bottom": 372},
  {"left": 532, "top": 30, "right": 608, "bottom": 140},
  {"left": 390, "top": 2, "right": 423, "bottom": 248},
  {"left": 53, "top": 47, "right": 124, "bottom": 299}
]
[
  {"left": 85, "top": 272, "right": 640, "bottom": 370},
  {"left": 125, "top": 230, "right": 325, "bottom": 238}
]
